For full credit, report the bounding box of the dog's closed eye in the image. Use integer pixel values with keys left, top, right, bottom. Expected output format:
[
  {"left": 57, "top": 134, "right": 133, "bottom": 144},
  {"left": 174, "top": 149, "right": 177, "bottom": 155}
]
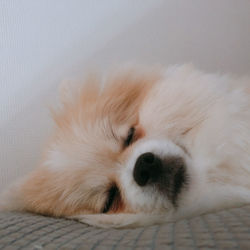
[
  {"left": 102, "top": 185, "right": 120, "bottom": 213},
  {"left": 124, "top": 127, "right": 135, "bottom": 147}
]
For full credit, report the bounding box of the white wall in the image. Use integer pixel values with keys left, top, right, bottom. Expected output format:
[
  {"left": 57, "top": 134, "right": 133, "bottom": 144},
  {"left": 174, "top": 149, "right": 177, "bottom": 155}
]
[{"left": 1, "top": 0, "right": 250, "bottom": 191}]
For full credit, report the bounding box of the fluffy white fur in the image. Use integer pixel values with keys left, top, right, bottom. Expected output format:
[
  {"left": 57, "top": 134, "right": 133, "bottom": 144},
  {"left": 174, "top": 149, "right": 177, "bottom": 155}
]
[{"left": 1, "top": 64, "right": 250, "bottom": 228}]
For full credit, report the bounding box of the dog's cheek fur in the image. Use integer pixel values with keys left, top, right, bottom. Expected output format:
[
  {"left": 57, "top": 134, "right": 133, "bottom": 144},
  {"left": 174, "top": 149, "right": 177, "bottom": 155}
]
[
  {"left": 0, "top": 70, "right": 158, "bottom": 217},
  {"left": 0, "top": 168, "right": 109, "bottom": 217}
]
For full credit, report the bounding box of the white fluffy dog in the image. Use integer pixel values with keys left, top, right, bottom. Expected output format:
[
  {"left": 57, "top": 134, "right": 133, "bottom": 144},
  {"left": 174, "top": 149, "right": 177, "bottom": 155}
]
[{"left": 1, "top": 64, "right": 250, "bottom": 228}]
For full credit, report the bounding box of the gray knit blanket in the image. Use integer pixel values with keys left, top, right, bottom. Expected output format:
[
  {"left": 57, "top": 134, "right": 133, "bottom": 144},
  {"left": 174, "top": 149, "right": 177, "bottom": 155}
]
[{"left": 0, "top": 205, "right": 250, "bottom": 249}]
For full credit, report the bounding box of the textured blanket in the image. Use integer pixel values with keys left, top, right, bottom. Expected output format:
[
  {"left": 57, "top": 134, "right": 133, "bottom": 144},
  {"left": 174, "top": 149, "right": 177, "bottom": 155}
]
[{"left": 0, "top": 205, "right": 250, "bottom": 249}]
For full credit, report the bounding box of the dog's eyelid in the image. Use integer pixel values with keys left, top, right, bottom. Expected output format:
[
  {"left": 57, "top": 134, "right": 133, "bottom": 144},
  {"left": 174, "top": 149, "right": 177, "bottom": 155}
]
[
  {"left": 124, "top": 127, "right": 135, "bottom": 147},
  {"left": 102, "top": 185, "right": 119, "bottom": 213}
]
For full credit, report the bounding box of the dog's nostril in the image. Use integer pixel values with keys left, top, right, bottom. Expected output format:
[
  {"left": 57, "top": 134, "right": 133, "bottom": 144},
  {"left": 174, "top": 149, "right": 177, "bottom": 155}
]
[
  {"left": 133, "top": 152, "right": 162, "bottom": 186},
  {"left": 140, "top": 170, "right": 150, "bottom": 183},
  {"left": 142, "top": 152, "right": 155, "bottom": 164}
]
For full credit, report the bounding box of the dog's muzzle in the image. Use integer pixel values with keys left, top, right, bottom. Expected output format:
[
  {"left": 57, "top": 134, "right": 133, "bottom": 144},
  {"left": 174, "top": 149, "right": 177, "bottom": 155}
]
[{"left": 133, "top": 152, "right": 187, "bottom": 205}]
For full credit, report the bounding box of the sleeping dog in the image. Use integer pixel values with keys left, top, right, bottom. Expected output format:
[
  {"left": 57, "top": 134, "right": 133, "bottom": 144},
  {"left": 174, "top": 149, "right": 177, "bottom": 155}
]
[{"left": 1, "top": 64, "right": 250, "bottom": 228}]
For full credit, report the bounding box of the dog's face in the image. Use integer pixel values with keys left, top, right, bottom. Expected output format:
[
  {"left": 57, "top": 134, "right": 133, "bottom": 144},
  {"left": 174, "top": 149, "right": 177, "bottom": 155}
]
[
  {"left": 3, "top": 65, "right": 250, "bottom": 228},
  {"left": 44, "top": 71, "right": 192, "bottom": 216}
]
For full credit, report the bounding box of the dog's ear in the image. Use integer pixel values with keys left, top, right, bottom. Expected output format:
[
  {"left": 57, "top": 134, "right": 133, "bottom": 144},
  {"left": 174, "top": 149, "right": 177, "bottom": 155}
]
[
  {"left": 59, "top": 79, "right": 80, "bottom": 105},
  {"left": 58, "top": 74, "right": 100, "bottom": 106},
  {"left": 52, "top": 69, "right": 160, "bottom": 130},
  {"left": 100, "top": 71, "right": 159, "bottom": 124},
  {"left": 51, "top": 74, "right": 100, "bottom": 129}
]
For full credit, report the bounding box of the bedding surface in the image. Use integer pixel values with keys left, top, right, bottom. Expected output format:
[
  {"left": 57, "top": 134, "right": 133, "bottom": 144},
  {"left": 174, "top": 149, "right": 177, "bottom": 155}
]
[{"left": 0, "top": 205, "right": 249, "bottom": 249}]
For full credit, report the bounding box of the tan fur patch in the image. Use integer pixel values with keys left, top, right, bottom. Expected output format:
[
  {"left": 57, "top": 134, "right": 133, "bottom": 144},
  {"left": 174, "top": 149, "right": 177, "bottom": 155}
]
[{"left": 13, "top": 70, "right": 159, "bottom": 217}]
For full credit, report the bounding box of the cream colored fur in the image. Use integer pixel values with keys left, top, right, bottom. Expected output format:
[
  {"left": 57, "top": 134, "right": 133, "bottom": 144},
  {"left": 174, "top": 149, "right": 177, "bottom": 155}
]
[{"left": 1, "top": 64, "right": 250, "bottom": 228}]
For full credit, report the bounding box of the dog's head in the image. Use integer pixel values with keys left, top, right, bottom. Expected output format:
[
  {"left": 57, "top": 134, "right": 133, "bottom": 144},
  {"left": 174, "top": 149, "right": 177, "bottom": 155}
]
[
  {"left": 0, "top": 66, "right": 203, "bottom": 227},
  {"left": 3, "top": 65, "right": 249, "bottom": 228}
]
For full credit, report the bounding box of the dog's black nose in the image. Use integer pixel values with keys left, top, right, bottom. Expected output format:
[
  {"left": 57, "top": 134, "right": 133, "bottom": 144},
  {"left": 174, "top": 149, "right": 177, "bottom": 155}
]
[
  {"left": 133, "top": 152, "right": 187, "bottom": 205},
  {"left": 133, "top": 152, "right": 163, "bottom": 186}
]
